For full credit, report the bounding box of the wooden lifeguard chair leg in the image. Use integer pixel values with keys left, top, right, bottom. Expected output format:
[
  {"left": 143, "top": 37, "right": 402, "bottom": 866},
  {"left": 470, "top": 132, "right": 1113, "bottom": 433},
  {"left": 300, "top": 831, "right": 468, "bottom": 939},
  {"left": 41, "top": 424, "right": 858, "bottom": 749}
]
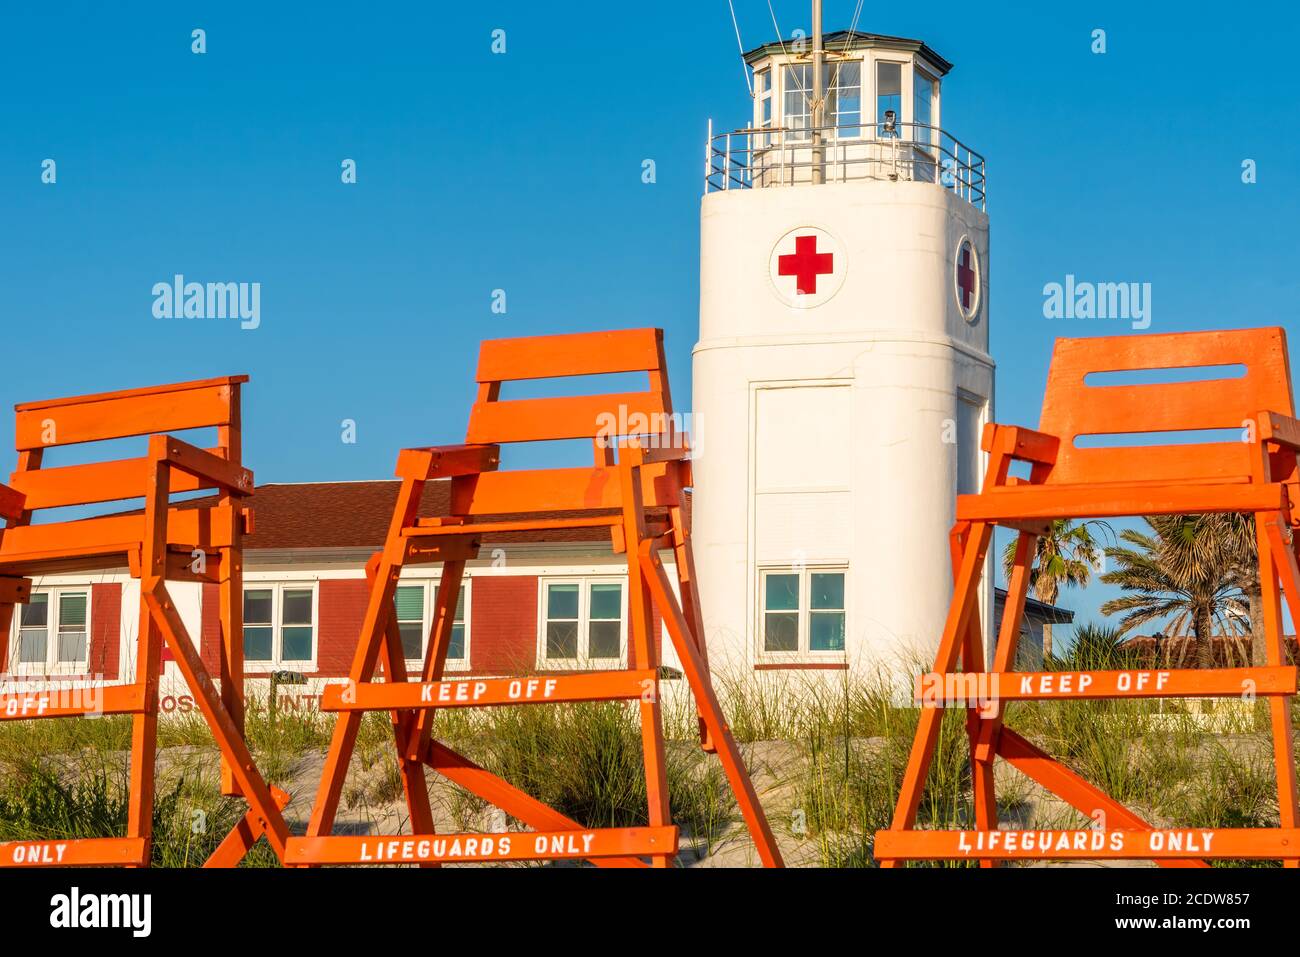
[
  {"left": 406, "top": 559, "right": 468, "bottom": 762},
  {"left": 126, "top": 596, "right": 161, "bottom": 867},
  {"left": 218, "top": 534, "right": 245, "bottom": 797},
  {"left": 620, "top": 465, "right": 673, "bottom": 868},
  {"left": 669, "top": 502, "right": 714, "bottom": 753},
  {"left": 880, "top": 521, "right": 993, "bottom": 867},
  {"left": 364, "top": 555, "right": 438, "bottom": 863},
  {"left": 1260, "top": 513, "right": 1300, "bottom": 867},
  {"left": 639, "top": 542, "right": 783, "bottom": 867}
]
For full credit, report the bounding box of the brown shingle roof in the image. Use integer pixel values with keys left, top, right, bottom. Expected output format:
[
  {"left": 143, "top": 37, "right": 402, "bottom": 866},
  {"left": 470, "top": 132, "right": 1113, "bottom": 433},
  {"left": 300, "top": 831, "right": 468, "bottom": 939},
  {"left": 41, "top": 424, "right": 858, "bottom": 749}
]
[{"left": 241, "top": 481, "right": 618, "bottom": 550}]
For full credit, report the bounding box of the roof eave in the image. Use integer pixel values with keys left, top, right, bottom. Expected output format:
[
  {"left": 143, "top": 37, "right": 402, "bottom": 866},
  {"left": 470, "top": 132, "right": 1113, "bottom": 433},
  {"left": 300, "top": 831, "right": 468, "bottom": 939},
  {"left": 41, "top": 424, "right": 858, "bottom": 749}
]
[{"left": 741, "top": 32, "right": 952, "bottom": 75}]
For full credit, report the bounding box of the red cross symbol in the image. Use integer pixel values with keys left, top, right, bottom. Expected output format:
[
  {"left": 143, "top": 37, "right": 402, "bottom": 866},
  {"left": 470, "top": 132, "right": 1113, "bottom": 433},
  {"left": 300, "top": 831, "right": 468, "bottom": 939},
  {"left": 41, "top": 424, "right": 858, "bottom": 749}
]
[
  {"left": 957, "top": 243, "right": 977, "bottom": 311},
  {"left": 778, "top": 235, "right": 835, "bottom": 295}
]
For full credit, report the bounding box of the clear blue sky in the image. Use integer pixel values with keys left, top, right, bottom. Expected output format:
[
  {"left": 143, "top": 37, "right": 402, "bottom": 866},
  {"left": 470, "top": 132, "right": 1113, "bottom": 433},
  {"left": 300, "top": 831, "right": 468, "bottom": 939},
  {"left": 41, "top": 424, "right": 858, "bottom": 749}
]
[{"left": 2, "top": 2, "right": 1297, "bottom": 642}]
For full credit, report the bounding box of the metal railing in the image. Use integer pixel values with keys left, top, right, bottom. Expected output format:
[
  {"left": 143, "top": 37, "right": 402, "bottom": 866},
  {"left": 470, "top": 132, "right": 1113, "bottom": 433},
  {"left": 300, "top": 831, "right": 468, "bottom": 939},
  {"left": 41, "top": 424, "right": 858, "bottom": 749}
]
[{"left": 704, "top": 121, "right": 987, "bottom": 210}]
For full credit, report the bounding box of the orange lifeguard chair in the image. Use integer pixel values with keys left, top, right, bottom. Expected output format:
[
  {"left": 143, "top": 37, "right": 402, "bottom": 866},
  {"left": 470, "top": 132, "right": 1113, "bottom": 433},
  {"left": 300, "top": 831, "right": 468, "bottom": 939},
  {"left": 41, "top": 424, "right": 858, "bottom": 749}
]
[
  {"left": 0, "top": 376, "right": 289, "bottom": 867},
  {"left": 876, "top": 327, "right": 1300, "bottom": 866},
  {"left": 290, "top": 328, "right": 783, "bottom": 867}
]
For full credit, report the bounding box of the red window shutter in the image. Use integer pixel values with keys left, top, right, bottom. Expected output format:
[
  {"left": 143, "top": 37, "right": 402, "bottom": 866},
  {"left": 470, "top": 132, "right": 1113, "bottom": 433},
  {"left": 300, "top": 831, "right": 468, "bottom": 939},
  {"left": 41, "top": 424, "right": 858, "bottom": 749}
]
[
  {"left": 470, "top": 576, "right": 538, "bottom": 674},
  {"left": 317, "top": 578, "right": 370, "bottom": 678},
  {"left": 90, "top": 583, "right": 122, "bottom": 680}
]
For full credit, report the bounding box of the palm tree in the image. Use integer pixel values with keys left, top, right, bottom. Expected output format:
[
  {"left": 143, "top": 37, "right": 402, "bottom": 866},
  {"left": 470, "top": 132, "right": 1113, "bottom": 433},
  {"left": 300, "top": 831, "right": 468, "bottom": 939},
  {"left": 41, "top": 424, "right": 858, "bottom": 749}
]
[
  {"left": 1099, "top": 515, "right": 1251, "bottom": 667},
  {"left": 1001, "top": 519, "right": 1107, "bottom": 659}
]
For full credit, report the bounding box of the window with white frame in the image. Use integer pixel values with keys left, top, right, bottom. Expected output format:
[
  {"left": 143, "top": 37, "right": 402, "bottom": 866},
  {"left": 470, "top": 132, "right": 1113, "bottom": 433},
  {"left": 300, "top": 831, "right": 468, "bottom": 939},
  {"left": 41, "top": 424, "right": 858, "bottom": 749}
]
[
  {"left": 541, "top": 579, "right": 625, "bottom": 667},
  {"left": 243, "top": 584, "right": 315, "bottom": 670},
  {"left": 828, "top": 61, "right": 862, "bottom": 137},
  {"left": 754, "top": 66, "right": 772, "bottom": 146},
  {"left": 875, "top": 60, "right": 903, "bottom": 136},
  {"left": 760, "top": 567, "right": 846, "bottom": 656},
  {"left": 781, "top": 60, "right": 863, "bottom": 141},
  {"left": 9, "top": 589, "right": 90, "bottom": 674},
  {"left": 913, "top": 68, "right": 936, "bottom": 146},
  {"left": 783, "top": 63, "right": 813, "bottom": 139},
  {"left": 394, "top": 580, "right": 470, "bottom": 671}
]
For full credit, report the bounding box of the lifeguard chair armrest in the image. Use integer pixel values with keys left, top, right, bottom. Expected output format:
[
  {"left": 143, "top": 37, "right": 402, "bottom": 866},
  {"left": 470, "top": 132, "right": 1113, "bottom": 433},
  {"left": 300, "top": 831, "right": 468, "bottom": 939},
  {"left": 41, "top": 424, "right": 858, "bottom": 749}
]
[
  {"left": 619, "top": 444, "right": 691, "bottom": 466},
  {"left": 981, "top": 423, "right": 1060, "bottom": 465},
  {"left": 395, "top": 444, "right": 501, "bottom": 481},
  {"left": 148, "top": 434, "right": 253, "bottom": 496},
  {"left": 0, "top": 482, "right": 26, "bottom": 522},
  {"left": 1259, "top": 411, "right": 1300, "bottom": 450}
]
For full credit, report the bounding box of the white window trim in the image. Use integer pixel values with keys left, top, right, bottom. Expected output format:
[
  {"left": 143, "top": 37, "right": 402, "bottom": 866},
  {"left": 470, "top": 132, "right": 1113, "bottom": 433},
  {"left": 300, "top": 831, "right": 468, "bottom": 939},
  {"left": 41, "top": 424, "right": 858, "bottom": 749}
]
[
  {"left": 243, "top": 582, "right": 318, "bottom": 673},
  {"left": 756, "top": 565, "right": 848, "bottom": 663},
  {"left": 8, "top": 587, "right": 92, "bottom": 677},
  {"left": 396, "top": 577, "right": 472, "bottom": 674},
  {"left": 537, "top": 576, "right": 629, "bottom": 670}
]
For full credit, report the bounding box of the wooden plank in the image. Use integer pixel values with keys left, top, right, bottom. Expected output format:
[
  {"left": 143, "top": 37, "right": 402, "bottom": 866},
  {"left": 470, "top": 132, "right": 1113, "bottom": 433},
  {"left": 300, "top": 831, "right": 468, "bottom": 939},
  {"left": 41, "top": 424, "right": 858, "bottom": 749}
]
[
  {"left": 0, "top": 483, "right": 25, "bottom": 521},
  {"left": 0, "top": 506, "right": 239, "bottom": 563},
  {"left": 285, "top": 825, "right": 678, "bottom": 865},
  {"left": 321, "top": 669, "right": 657, "bottom": 712},
  {"left": 0, "top": 576, "right": 31, "bottom": 604},
  {"left": 394, "top": 444, "right": 500, "bottom": 481},
  {"left": 915, "top": 666, "right": 1297, "bottom": 703},
  {"left": 476, "top": 328, "right": 662, "bottom": 383},
  {"left": 958, "top": 481, "right": 1286, "bottom": 522},
  {"left": 873, "top": 827, "right": 1300, "bottom": 861},
  {"left": 0, "top": 837, "right": 149, "bottom": 867},
  {"left": 152, "top": 435, "right": 252, "bottom": 494},
  {"left": 14, "top": 375, "right": 248, "bottom": 412},
  {"left": 466, "top": 391, "right": 668, "bottom": 445},
  {"left": 8, "top": 450, "right": 226, "bottom": 510},
  {"left": 0, "top": 683, "right": 145, "bottom": 720},
  {"left": 1050, "top": 443, "right": 1254, "bottom": 488},
  {"left": 450, "top": 462, "right": 678, "bottom": 515},
  {"left": 15, "top": 382, "right": 238, "bottom": 450}
]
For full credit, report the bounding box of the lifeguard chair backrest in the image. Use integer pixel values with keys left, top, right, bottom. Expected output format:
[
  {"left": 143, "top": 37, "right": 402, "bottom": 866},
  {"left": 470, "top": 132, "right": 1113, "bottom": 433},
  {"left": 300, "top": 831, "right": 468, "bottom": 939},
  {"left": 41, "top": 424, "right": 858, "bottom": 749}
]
[
  {"left": 8, "top": 376, "right": 247, "bottom": 513},
  {"left": 1036, "top": 328, "right": 1294, "bottom": 487},
  {"left": 451, "top": 328, "right": 680, "bottom": 516}
]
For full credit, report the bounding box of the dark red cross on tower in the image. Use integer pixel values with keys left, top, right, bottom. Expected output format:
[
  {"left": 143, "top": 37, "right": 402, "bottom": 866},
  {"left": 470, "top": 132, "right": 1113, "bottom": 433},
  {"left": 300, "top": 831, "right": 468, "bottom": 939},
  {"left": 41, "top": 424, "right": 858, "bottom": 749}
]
[
  {"left": 956, "top": 243, "right": 977, "bottom": 311},
  {"left": 778, "top": 235, "right": 834, "bottom": 296}
]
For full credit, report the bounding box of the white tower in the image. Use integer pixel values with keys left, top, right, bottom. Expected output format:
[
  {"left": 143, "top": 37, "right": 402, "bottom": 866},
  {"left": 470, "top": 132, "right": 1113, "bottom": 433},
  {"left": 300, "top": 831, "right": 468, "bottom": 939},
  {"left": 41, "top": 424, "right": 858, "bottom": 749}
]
[{"left": 692, "top": 29, "right": 993, "bottom": 687}]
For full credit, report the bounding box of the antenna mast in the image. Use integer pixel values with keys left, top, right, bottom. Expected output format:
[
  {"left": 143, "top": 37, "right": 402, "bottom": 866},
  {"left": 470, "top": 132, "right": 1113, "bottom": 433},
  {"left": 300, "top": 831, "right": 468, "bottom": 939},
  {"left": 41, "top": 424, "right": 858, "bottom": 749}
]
[{"left": 811, "top": 0, "right": 825, "bottom": 183}]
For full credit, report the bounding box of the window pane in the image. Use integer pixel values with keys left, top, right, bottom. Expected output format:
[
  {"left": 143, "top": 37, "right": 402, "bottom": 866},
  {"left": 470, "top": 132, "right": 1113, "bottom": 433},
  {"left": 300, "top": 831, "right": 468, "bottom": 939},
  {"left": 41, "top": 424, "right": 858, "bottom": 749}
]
[
  {"left": 17, "top": 628, "right": 47, "bottom": 663},
  {"left": 57, "top": 630, "right": 87, "bottom": 664},
  {"left": 20, "top": 594, "right": 48, "bottom": 628},
  {"left": 59, "top": 593, "right": 87, "bottom": 627},
  {"left": 394, "top": 585, "right": 424, "bottom": 622},
  {"left": 399, "top": 622, "right": 423, "bottom": 661},
  {"left": 244, "top": 590, "right": 273, "bottom": 625},
  {"left": 876, "top": 61, "right": 902, "bottom": 135},
  {"left": 914, "top": 71, "right": 934, "bottom": 144},
  {"left": 547, "top": 584, "right": 579, "bottom": 620},
  {"left": 454, "top": 589, "right": 466, "bottom": 623},
  {"left": 546, "top": 621, "right": 578, "bottom": 659},
  {"left": 764, "top": 573, "right": 799, "bottom": 612},
  {"left": 810, "top": 612, "right": 846, "bottom": 651},
  {"left": 589, "top": 583, "right": 621, "bottom": 620},
  {"left": 764, "top": 612, "right": 799, "bottom": 652},
  {"left": 784, "top": 64, "right": 812, "bottom": 138},
  {"left": 447, "top": 624, "right": 466, "bottom": 661},
  {"left": 244, "top": 626, "right": 273, "bottom": 661},
  {"left": 588, "top": 620, "right": 621, "bottom": 659},
  {"left": 282, "top": 589, "right": 313, "bottom": 626},
  {"left": 281, "top": 626, "right": 313, "bottom": 662},
  {"left": 831, "top": 62, "right": 862, "bottom": 136},
  {"left": 810, "top": 573, "right": 844, "bottom": 610}
]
